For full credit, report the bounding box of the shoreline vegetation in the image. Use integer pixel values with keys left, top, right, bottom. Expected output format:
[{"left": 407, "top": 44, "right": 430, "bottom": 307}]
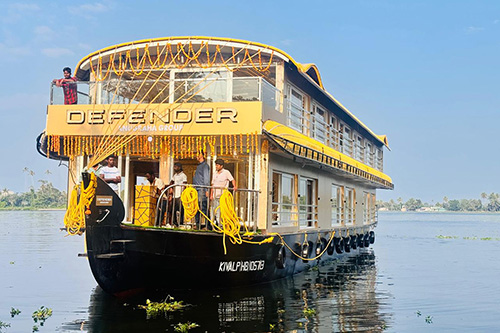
[
  {"left": 0, "top": 180, "right": 66, "bottom": 211},
  {"left": 377, "top": 193, "right": 500, "bottom": 212}
]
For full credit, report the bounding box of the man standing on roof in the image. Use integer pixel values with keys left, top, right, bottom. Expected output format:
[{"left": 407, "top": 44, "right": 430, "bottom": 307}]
[
  {"left": 210, "top": 159, "right": 237, "bottom": 224},
  {"left": 52, "top": 67, "right": 78, "bottom": 105}
]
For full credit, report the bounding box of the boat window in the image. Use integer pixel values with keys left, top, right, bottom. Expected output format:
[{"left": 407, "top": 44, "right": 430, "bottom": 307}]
[
  {"left": 312, "top": 104, "right": 327, "bottom": 144},
  {"left": 366, "top": 142, "right": 374, "bottom": 167},
  {"left": 287, "top": 86, "right": 308, "bottom": 134},
  {"left": 271, "top": 172, "right": 296, "bottom": 227},
  {"left": 363, "top": 192, "right": 376, "bottom": 224},
  {"left": 298, "top": 177, "right": 317, "bottom": 228},
  {"left": 331, "top": 184, "right": 344, "bottom": 226},
  {"left": 376, "top": 148, "right": 383, "bottom": 171},
  {"left": 329, "top": 116, "right": 339, "bottom": 150},
  {"left": 339, "top": 125, "right": 352, "bottom": 156},
  {"left": 173, "top": 70, "right": 229, "bottom": 103},
  {"left": 232, "top": 78, "right": 259, "bottom": 102},
  {"left": 355, "top": 134, "right": 364, "bottom": 162},
  {"left": 345, "top": 187, "right": 355, "bottom": 225}
]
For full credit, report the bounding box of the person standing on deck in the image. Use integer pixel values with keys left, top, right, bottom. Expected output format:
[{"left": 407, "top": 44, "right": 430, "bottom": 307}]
[
  {"left": 145, "top": 171, "right": 167, "bottom": 226},
  {"left": 169, "top": 162, "right": 187, "bottom": 227},
  {"left": 52, "top": 67, "right": 78, "bottom": 105},
  {"left": 193, "top": 152, "right": 210, "bottom": 230},
  {"left": 100, "top": 156, "right": 121, "bottom": 195},
  {"left": 210, "top": 159, "right": 237, "bottom": 223}
]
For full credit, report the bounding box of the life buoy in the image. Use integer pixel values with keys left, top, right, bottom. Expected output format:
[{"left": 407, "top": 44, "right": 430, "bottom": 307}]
[
  {"left": 369, "top": 231, "right": 375, "bottom": 244},
  {"left": 275, "top": 245, "right": 286, "bottom": 269}
]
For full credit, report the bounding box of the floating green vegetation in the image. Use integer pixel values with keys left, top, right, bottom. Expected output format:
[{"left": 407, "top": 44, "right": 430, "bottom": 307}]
[
  {"left": 9, "top": 261, "right": 14, "bottom": 265},
  {"left": 32, "top": 325, "right": 39, "bottom": 332},
  {"left": 277, "top": 309, "right": 285, "bottom": 315},
  {"left": 0, "top": 320, "right": 11, "bottom": 332},
  {"left": 173, "top": 322, "right": 199, "bottom": 332},
  {"left": 436, "top": 235, "right": 458, "bottom": 239},
  {"left": 32, "top": 306, "right": 52, "bottom": 331},
  {"left": 425, "top": 315, "right": 433, "bottom": 324},
  {"left": 436, "top": 235, "right": 500, "bottom": 241},
  {"left": 10, "top": 307, "right": 21, "bottom": 318},
  {"left": 303, "top": 307, "right": 316, "bottom": 318},
  {"left": 138, "top": 297, "right": 186, "bottom": 319},
  {"left": 415, "top": 310, "right": 421, "bottom": 317}
]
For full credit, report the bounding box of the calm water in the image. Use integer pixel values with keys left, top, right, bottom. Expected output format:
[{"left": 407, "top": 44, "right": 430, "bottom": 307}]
[{"left": 1, "top": 211, "right": 500, "bottom": 332}]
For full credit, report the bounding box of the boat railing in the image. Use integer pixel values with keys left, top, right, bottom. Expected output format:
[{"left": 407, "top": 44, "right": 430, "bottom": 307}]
[
  {"left": 271, "top": 202, "right": 318, "bottom": 228},
  {"left": 154, "top": 184, "right": 260, "bottom": 231},
  {"left": 49, "top": 77, "right": 281, "bottom": 111}
]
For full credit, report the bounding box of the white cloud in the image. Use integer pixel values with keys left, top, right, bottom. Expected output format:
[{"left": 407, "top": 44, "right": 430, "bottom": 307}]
[
  {"left": 34, "top": 25, "right": 55, "bottom": 41},
  {"left": 465, "top": 26, "right": 484, "bottom": 34},
  {"left": 78, "top": 43, "right": 92, "bottom": 51},
  {"left": 9, "top": 3, "right": 40, "bottom": 11},
  {"left": 2, "top": 2, "right": 41, "bottom": 23},
  {"left": 41, "top": 47, "right": 74, "bottom": 58},
  {"left": 494, "top": 20, "right": 499, "bottom": 24},
  {"left": 0, "top": 42, "right": 30, "bottom": 58},
  {"left": 280, "top": 39, "right": 293, "bottom": 46},
  {"left": 68, "top": 2, "right": 110, "bottom": 18}
]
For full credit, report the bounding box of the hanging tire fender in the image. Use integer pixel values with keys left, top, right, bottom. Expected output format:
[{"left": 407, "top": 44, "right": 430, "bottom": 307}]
[
  {"left": 369, "top": 231, "right": 375, "bottom": 244},
  {"left": 275, "top": 244, "right": 286, "bottom": 269}
]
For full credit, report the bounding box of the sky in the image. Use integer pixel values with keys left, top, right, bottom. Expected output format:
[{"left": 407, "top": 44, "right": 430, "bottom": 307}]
[{"left": 0, "top": 0, "right": 498, "bottom": 203}]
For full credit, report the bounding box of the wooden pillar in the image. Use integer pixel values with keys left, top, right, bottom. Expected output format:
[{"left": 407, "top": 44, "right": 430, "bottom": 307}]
[
  {"left": 123, "top": 154, "right": 130, "bottom": 221},
  {"left": 257, "top": 139, "right": 269, "bottom": 231},
  {"left": 275, "top": 62, "right": 285, "bottom": 113},
  {"left": 159, "top": 152, "right": 172, "bottom": 184}
]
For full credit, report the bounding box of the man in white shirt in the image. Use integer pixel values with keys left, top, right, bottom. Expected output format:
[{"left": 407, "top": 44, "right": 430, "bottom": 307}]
[
  {"left": 210, "top": 159, "right": 237, "bottom": 223},
  {"left": 145, "top": 171, "right": 166, "bottom": 226},
  {"left": 169, "top": 162, "right": 187, "bottom": 227},
  {"left": 100, "top": 156, "right": 121, "bottom": 194}
]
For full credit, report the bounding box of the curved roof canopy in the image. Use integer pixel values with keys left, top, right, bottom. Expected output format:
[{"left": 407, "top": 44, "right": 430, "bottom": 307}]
[
  {"left": 76, "top": 36, "right": 324, "bottom": 86},
  {"left": 74, "top": 36, "right": 388, "bottom": 148}
]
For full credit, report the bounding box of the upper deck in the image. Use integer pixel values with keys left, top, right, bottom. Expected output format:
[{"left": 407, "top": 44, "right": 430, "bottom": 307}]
[{"left": 44, "top": 36, "right": 393, "bottom": 189}]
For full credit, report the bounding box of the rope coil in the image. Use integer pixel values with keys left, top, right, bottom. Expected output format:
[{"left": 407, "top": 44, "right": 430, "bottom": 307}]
[{"left": 63, "top": 173, "right": 97, "bottom": 235}]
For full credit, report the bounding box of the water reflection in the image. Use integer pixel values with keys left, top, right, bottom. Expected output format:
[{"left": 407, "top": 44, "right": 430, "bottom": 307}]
[{"left": 67, "top": 251, "right": 390, "bottom": 332}]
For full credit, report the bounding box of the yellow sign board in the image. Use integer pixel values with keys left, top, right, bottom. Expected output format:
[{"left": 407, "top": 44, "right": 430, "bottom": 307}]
[{"left": 46, "top": 101, "right": 263, "bottom": 136}]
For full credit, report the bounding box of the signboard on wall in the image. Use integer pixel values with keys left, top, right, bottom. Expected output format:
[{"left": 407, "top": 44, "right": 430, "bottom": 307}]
[{"left": 46, "top": 101, "right": 263, "bottom": 136}]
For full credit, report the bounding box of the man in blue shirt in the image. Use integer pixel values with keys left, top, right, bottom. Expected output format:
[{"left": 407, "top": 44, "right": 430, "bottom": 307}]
[{"left": 193, "top": 152, "right": 210, "bottom": 230}]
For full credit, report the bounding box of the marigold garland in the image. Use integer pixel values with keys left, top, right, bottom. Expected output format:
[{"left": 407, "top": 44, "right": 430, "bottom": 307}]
[{"left": 88, "top": 41, "right": 275, "bottom": 82}]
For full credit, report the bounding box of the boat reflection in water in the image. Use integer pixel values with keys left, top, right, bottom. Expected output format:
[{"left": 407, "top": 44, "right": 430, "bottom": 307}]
[{"left": 66, "top": 251, "right": 390, "bottom": 332}]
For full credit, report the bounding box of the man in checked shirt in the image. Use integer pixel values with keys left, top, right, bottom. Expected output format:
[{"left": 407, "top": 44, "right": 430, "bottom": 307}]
[{"left": 52, "top": 67, "right": 78, "bottom": 105}]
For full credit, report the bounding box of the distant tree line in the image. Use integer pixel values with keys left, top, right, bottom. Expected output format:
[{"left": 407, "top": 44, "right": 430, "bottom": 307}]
[
  {"left": 0, "top": 180, "right": 66, "bottom": 210},
  {"left": 377, "top": 193, "right": 500, "bottom": 212}
]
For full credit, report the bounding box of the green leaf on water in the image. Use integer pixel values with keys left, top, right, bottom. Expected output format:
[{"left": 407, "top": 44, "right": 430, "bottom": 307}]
[{"left": 10, "top": 307, "right": 21, "bottom": 318}]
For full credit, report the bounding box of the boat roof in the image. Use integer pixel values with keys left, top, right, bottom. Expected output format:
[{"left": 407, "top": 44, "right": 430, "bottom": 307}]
[{"left": 74, "top": 36, "right": 389, "bottom": 148}]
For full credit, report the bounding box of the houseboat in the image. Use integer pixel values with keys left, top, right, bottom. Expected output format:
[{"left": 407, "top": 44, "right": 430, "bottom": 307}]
[{"left": 37, "top": 37, "right": 393, "bottom": 295}]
